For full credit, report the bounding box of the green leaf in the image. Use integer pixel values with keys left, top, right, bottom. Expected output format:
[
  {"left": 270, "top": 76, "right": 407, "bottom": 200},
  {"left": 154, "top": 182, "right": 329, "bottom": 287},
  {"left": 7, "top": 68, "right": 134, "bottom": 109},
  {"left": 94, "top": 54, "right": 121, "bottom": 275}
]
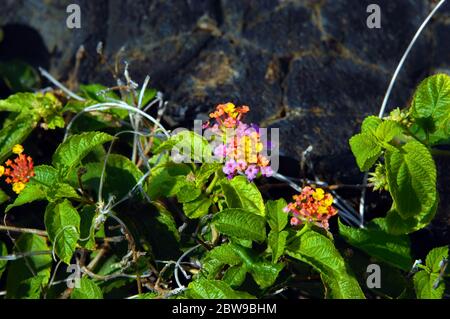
[
  {"left": 229, "top": 244, "right": 283, "bottom": 289},
  {"left": 136, "top": 292, "right": 159, "bottom": 299},
  {"left": 152, "top": 201, "right": 181, "bottom": 243},
  {"left": 384, "top": 200, "right": 438, "bottom": 235},
  {"left": 6, "top": 234, "right": 52, "bottom": 299},
  {"left": 63, "top": 99, "right": 95, "bottom": 113},
  {"left": 385, "top": 140, "right": 437, "bottom": 220},
  {"left": 5, "top": 165, "right": 58, "bottom": 212},
  {"left": 411, "top": 74, "right": 450, "bottom": 145},
  {"left": 102, "top": 154, "right": 144, "bottom": 199},
  {"left": 13, "top": 275, "right": 49, "bottom": 299},
  {"left": 177, "top": 182, "right": 202, "bottom": 203},
  {"left": 249, "top": 261, "right": 284, "bottom": 289},
  {"left": 44, "top": 200, "right": 80, "bottom": 264},
  {"left": 32, "top": 165, "right": 59, "bottom": 187},
  {"left": 425, "top": 246, "right": 449, "bottom": 273},
  {"left": 0, "top": 114, "right": 37, "bottom": 161},
  {"left": 52, "top": 131, "right": 114, "bottom": 175},
  {"left": 413, "top": 246, "right": 448, "bottom": 299},
  {"left": 361, "top": 116, "right": 382, "bottom": 135},
  {"left": 46, "top": 114, "right": 65, "bottom": 129},
  {"left": 0, "top": 189, "right": 9, "bottom": 205},
  {"left": 0, "top": 92, "right": 62, "bottom": 133},
  {"left": 222, "top": 265, "right": 248, "bottom": 288},
  {"left": 71, "top": 277, "right": 103, "bottom": 299},
  {"left": 231, "top": 238, "right": 253, "bottom": 248},
  {"left": 66, "top": 162, "right": 103, "bottom": 193},
  {"left": 0, "top": 92, "right": 37, "bottom": 112},
  {"left": 140, "top": 88, "right": 157, "bottom": 106},
  {"left": 221, "top": 176, "right": 265, "bottom": 216},
  {"left": 78, "top": 84, "right": 127, "bottom": 119},
  {"left": 199, "top": 258, "right": 226, "bottom": 280},
  {"left": 200, "top": 245, "right": 243, "bottom": 280},
  {"left": 266, "top": 199, "right": 288, "bottom": 232},
  {"left": 5, "top": 183, "right": 47, "bottom": 212},
  {"left": 125, "top": 88, "right": 157, "bottom": 107},
  {"left": 195, "top": 163, "right": 221, "bottom": 187},
  {"left": 206, "top": 244, "right": 242, "bottom": 266},
  {"left": 286, "top": 229, "right": 365, "bottom": 299},
  {"left": 414, "top": 271, "right": 444, "bottom": 299},
  {"left": 47, "top": 183, "right": 81, "bottom": 202},
  {"left": 69, "top": 113, "right": 116, "bottom": 132},
  {"left": 338, "top": 218, "right": 412, "bottom": 271},
  {"left": 182, "top": 195, "right": 212, "bottom": 219},
  {"left": 349, "top": 133, "right": 382, "bottom": 171},
  {"left": 146, "top": 162, "right": 191, "bottom": 200},
  {"left": 79, "top": 84, "right": 120, "bottom": 102},
  {"left": 188, "top": 279, "right": 255, "bottom": 299},
  {"left": 0, "top": 241, "right": 7, "bottom": 279},
  {"left": 412, "top": 74, "right": 450, "bottom": 118},
  {"left": 213, "top": 208, "right": 266, "bottom": 242},
  {"left": 375, "top": 120, "right": 403, "bottom": 144},
  {"left": 268, "top": 230, "right": 288, "bottom": 263},
  {"left": 154, "top": 131, "right": 212, "bottom": 162}
]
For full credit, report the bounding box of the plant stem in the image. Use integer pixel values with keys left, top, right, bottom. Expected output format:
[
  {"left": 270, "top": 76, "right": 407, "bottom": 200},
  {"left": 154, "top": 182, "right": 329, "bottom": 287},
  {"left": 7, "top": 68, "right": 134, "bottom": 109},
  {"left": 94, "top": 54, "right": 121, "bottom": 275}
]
[
  {"left": 296, "top": 223, "right": 310, "bottom": 238},
  {"left": 0, "top": 250, "right": 51, "bottom": 261},
  {"left": 0, "top": 224, "right": 122, "bottom": 244},
  {"left": 87, "top": 245, "right": 109, "bottom": 271},
  {"left": 286, "top": 223, "right": 310, "bottom": 245},
  {"left": 0, "top": 225, "right": 48, "bottom": 237},
  {"left": 205, "top": 172, "right": 219, "bottom": 195}
]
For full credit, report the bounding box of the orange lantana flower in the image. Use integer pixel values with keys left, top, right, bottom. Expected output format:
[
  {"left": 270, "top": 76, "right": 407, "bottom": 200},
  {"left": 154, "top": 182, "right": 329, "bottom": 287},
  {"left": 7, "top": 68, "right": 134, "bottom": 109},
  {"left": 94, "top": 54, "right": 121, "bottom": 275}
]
[
  {"left": 284, "top": 187, "right": 338, "bottom": 230},
  {"left": 1, "top": 145, "right": 35, "bottom": 194}
]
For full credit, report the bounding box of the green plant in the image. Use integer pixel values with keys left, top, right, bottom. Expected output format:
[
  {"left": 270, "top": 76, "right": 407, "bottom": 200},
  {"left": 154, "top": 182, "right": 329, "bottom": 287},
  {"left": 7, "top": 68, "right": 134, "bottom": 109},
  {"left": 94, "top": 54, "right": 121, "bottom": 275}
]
[
  {"left": 347, "top": 73, "right": 450, "bottom": 298},
  {"left": 350, "top": 74, "right": 450, "bottom": 234},
  {"left": 0, "top": 67, "right": 448, "bottom": 300}
]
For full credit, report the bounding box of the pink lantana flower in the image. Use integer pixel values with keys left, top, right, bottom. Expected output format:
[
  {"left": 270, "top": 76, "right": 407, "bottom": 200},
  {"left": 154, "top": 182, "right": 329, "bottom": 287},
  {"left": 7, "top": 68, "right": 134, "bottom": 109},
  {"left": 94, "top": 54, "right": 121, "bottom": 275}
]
[
  {"left": 283, "top": 187, "right": 338, "bottom": 230},
  {"left": 245, "top": 165, "right": 259, "bottom": 181},
  {"left": 204, "top": 103, "right": 274, "bottom": 182},
  {"left": 223, "top": 159, "right": 237, "bottom": 178}
]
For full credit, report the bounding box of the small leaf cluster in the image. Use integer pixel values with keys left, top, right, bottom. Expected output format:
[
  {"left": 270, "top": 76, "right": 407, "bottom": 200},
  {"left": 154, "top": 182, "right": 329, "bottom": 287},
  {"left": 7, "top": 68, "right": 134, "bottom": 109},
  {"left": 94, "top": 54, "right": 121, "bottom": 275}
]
[{"left": 350, "top": 74, "right": 450, "bottom": 235}]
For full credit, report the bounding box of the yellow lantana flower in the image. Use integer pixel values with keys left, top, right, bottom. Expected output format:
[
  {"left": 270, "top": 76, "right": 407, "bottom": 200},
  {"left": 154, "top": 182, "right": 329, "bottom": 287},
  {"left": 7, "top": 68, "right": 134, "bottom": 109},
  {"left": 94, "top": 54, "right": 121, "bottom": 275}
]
[
  {"left": 12, "top": 182, "right": 26, "bottom": 194},
  {"left": 12, "top": 144, "right": 24, "bottom": 155},
  {"left": 223, "top": 102, "right": 235, "bottom": 113},
  {"left": 324, "top": 194, "right": 333, "bottom": 206},
  {"left": 313, "top": 188, "right": 325, "bottom": 201}
]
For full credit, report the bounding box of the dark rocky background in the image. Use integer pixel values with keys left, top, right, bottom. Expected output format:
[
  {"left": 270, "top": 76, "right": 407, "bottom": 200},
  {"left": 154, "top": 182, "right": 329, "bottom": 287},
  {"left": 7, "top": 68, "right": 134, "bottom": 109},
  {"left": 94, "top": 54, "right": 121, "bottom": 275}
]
[{"left": 0, "top": 0, "right": 449, "bottom": 245}]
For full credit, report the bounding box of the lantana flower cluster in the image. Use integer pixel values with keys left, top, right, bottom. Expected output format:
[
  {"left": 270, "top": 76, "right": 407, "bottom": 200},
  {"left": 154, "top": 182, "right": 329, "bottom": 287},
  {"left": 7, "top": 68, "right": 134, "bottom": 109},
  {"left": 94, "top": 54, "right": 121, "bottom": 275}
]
[
  {"left": 283, "top": 187, "right": 338, "bottom": 230},
  {"left": 205, "top": 103, "right": 273, "bottom": 181},
  {"left": 0, "top": 144, "right": 35, "bottom": 194}
]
